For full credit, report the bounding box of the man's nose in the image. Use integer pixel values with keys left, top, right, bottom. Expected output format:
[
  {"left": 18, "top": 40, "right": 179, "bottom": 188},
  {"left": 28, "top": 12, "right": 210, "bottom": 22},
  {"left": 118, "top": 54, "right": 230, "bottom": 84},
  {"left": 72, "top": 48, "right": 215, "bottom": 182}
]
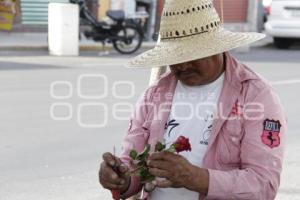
[{"left": 177, "top": 62, "right": 192, "bottom": 71}]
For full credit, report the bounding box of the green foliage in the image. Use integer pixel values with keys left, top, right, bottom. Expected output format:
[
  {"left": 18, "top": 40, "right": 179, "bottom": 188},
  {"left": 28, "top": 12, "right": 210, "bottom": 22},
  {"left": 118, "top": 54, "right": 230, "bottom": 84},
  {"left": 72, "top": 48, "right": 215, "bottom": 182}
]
[
  {"left": 127, "top": 136, "right": 191, "bottom": 192},
  {"left": 155, "top": 142, "right": 166, "bottom": 152},
  {"left": 140, "top": 167, "right": 155, "bottom": 183},
  {"left": 129, "top": 150, "right": 138, "bottom": 160},
  {"left": 136, "top": 144, "right": 151, "bottom": 160}
]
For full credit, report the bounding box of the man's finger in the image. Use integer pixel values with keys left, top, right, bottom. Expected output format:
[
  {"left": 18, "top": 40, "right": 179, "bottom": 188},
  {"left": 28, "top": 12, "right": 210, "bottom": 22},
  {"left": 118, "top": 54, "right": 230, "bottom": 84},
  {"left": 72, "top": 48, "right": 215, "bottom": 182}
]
[
  {"left": 149, "top": 167, "right": 171, "bottom": 178},
  {"left": 118, "top": 164, "right": 129, "bottom": 174},
  {"left": 102, "top": 152, "right": 115, "bottom": 166},
  {"left": 101, "top": 175, "right": 126, "bottom": 186},
  {"left": 102, "top": 152, "right": 123, "bottom": 168},
  {"left": 101, "top": 181, "right": 124, "bottom": 190},
  {"left": 147, "top": 160, "right": 170, "bottom": 170},
  {"left": 149, "top": 151, "right": 178, "bottom": 162},
  {"left": 100, "top": 162, "right": 124, "bottom": 185},
  {"left": 153, "top": 179, "right": 173, "bottom": 188}
]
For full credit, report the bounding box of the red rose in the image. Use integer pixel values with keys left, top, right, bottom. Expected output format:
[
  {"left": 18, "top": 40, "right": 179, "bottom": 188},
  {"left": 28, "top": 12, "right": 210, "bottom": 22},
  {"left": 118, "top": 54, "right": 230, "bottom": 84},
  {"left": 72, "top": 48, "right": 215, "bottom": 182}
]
[{"left": 173, "top": 136, "right": 192, "bottom": 153}]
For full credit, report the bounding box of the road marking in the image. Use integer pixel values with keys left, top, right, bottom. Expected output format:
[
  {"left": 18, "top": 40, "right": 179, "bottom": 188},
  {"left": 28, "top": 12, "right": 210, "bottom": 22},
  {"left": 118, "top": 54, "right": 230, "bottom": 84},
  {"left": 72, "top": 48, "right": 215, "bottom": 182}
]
[
  {"left": 271, "top": 79, "right": 300, "bottom": 86},
  {"left": 81, "top": 63, "right": 123, "bottom": 67}
]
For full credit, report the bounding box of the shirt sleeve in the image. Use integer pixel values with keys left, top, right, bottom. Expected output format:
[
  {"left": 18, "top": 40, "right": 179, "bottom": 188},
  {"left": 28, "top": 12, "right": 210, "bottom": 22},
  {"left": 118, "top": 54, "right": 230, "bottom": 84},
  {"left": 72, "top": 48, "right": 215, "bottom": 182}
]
[{"left": 206, "top": 87, "right": 287, "bottom": 200}]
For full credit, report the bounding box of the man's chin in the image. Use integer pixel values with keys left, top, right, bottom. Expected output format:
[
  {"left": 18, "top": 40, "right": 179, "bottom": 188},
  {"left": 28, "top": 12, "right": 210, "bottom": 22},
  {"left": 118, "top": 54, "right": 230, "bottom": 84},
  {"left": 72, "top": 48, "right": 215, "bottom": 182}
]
[{"left": 180, "top": 79, "right": 199, "bottom": 86}]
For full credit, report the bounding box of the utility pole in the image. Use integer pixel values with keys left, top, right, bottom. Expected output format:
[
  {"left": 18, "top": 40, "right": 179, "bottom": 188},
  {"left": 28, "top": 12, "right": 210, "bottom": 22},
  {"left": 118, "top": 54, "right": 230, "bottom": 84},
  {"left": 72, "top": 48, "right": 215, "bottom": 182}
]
[{"left": 247, "top": 0, "right": 259, "bottom": 32}]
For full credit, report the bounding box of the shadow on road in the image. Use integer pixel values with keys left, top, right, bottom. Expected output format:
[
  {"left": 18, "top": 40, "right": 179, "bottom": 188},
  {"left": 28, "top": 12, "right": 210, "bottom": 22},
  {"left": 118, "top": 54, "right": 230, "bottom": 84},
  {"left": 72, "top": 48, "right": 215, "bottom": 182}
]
[{"left": 0, "top": 61, "right": 68, "bottom": 70}]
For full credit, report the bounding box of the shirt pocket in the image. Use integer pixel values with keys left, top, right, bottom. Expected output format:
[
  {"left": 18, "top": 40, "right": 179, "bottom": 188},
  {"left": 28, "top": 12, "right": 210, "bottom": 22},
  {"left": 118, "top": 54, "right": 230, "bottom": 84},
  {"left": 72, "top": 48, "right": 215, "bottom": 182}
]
[{"left": 216, "top": 119, "right": 243, "bottom": 165}]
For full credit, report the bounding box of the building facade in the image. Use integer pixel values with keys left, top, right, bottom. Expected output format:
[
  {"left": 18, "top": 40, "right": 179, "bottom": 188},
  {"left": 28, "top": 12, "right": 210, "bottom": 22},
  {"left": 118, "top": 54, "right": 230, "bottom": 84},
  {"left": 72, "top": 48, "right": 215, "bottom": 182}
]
[
  {"left": 156, "top": 0, "right": 262, "bottom": 33},
  {"left": 14, "top": 0, "right": 262, "bottom": 38}
]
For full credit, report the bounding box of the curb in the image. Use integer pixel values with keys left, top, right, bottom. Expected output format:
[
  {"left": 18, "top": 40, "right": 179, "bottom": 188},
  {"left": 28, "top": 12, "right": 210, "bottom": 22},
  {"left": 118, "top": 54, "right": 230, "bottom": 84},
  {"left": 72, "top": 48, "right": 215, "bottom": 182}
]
[
  {"left": 0, "top": 46, "right": 49, "bottom": 51},
  {"left": 0, "top": 43, "right": 157, "bottom": 52}
]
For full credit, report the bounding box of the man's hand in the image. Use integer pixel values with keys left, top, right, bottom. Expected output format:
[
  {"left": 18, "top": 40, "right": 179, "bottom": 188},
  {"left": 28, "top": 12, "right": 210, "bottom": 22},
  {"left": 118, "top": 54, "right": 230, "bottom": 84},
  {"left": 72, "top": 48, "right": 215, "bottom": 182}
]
[
  {"left": 148, "top": 151, "right": 209, "bottom": 194},
  {"left": 99, "top": 152, "right": 130, "bottom": 194}
]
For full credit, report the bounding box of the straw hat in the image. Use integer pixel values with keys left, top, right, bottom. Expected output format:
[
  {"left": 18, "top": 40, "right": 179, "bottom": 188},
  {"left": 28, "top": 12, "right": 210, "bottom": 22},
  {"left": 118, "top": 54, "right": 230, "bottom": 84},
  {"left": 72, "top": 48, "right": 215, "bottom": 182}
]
[{"left": 126, "top": 0, "right": 265, "bottom": 68}]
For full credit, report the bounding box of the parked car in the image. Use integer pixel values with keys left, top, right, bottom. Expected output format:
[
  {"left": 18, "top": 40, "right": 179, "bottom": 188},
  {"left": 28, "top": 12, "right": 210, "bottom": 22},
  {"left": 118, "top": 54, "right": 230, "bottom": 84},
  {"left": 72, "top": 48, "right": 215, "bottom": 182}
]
[{"left": 265, "top": 0, "right": 300, "bottom": 49}]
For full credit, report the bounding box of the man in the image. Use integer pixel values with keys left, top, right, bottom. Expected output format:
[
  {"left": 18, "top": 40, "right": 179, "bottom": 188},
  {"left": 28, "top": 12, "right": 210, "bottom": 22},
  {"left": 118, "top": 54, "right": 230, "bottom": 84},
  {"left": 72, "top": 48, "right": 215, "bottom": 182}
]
[{"left": 99, "top": 0, "right": 286, "bottom": 199}]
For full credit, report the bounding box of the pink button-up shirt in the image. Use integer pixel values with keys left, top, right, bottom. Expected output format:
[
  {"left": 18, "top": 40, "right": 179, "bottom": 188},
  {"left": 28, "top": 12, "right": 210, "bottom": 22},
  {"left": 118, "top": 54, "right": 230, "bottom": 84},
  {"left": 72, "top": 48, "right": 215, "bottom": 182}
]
[{"left": 120, "top": 53, "right": 287, "bottom": 200}]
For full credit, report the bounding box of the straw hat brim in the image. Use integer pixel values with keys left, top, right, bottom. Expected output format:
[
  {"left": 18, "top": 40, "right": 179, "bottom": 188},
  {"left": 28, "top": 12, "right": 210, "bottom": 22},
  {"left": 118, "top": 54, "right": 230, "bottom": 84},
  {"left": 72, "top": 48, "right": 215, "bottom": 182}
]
[{"left": 126, "top": 29, "right": 265, "bottom": 68}]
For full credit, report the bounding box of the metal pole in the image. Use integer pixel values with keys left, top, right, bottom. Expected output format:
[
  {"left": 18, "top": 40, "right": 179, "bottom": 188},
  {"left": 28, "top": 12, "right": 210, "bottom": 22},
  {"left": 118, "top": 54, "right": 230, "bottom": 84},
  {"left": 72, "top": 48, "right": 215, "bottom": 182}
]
[
  {"left": 247, "top": 0, "right": 259, "bottom": 32},
  {"left": 149, "top": 35, "right": 167, "bottom": 85},
  {"left": 148, "top": 0, "right": 157, "bottom": 41}
]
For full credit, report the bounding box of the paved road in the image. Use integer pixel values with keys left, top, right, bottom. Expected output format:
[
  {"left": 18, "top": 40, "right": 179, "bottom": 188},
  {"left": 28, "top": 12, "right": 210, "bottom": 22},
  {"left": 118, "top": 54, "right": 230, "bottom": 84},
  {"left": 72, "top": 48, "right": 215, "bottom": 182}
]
[{"left": 0, "top": 46, "right": 299, "bottom": 200}]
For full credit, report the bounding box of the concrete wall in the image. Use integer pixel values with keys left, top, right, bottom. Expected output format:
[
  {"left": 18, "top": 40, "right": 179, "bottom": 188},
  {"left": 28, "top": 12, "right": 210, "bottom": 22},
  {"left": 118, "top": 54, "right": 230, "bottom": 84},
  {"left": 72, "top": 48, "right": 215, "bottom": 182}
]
[
  {"left": 98, "top": 0, "right": 110, "bottom": 20},
  {"left": 214, "top": 0, "right": 248, "bottom": 23}
]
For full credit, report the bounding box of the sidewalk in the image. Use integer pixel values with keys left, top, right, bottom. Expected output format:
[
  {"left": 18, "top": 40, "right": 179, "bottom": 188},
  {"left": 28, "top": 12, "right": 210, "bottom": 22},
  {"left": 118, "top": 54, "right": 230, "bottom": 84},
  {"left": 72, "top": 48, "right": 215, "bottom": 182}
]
[
  {"left": 0, "top": 32, "right": 156, "bottom": 51},
  {"left": 0, "top": 32, "right": 272, "bottom": 51}
]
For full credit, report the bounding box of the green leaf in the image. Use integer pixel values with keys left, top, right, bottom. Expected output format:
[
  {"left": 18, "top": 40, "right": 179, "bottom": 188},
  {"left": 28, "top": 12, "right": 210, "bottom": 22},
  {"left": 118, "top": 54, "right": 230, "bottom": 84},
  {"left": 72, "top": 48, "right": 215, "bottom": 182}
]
[
  {"left": 137, "top": 160, "right": 147, "bottom": 167},
  {"left": 129, "top": 150, "right": 138, "bottom": 160},
  {"left": 139, "top": 167, "right": 155, "bottom": 182},
  {"left": 136, "top": 144, "right": 151, "bottom": 161},
  {"left": 155, "top": 142, "right": 166, "bottom": 152},
  {"left": 146, "top": 174, "right": 155, "bottom": 182},
  {"left": 139, "top": 167, "right": 148, "bottom": 180}
]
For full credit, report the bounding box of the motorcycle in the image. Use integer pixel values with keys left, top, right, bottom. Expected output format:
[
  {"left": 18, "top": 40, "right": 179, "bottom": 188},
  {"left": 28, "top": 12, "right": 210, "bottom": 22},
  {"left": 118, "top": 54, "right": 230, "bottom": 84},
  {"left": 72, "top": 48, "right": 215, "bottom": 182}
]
[{"left": 70, "top": 0, "right": 145, "bottom": 54}]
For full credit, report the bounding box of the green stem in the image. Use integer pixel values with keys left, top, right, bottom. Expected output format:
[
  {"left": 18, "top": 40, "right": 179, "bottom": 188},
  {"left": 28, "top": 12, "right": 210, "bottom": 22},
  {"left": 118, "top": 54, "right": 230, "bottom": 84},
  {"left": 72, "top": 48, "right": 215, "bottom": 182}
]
[
  {"left": 166, "top": 144, "right": 176, "bottom": 153},
  {"left": 124, "top": 166, "right": 144, "bottom": 177}
]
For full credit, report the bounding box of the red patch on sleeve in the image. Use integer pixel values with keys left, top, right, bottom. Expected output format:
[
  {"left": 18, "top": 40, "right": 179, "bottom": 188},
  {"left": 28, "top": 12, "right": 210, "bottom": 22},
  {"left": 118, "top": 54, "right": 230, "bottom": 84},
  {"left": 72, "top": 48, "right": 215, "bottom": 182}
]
[{"left": 261, "top": 119, "right": 281, "bottom": 148}]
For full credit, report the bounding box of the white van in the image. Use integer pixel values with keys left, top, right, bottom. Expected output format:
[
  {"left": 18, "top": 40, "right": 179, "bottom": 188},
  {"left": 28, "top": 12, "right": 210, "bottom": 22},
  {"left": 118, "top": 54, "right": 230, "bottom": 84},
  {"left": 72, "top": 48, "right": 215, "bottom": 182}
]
[{"left": 265, "top": 0, "right": 300, "bottom": 49}]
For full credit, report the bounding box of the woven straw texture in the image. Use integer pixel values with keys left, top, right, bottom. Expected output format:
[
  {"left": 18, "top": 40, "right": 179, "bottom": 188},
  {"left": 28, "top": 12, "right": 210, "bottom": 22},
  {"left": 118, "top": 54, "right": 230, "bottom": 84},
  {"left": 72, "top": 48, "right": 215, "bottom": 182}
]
[{"left": 126, "top": 0, "right": 265, "bottom": 68}]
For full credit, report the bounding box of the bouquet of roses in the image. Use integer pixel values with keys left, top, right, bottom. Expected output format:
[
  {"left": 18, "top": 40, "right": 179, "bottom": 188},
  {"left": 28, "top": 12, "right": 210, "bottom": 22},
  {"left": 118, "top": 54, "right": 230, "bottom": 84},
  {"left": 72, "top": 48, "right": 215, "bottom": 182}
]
[{"left": 111, "top": 136, "right": 192, "bottom": 200}]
